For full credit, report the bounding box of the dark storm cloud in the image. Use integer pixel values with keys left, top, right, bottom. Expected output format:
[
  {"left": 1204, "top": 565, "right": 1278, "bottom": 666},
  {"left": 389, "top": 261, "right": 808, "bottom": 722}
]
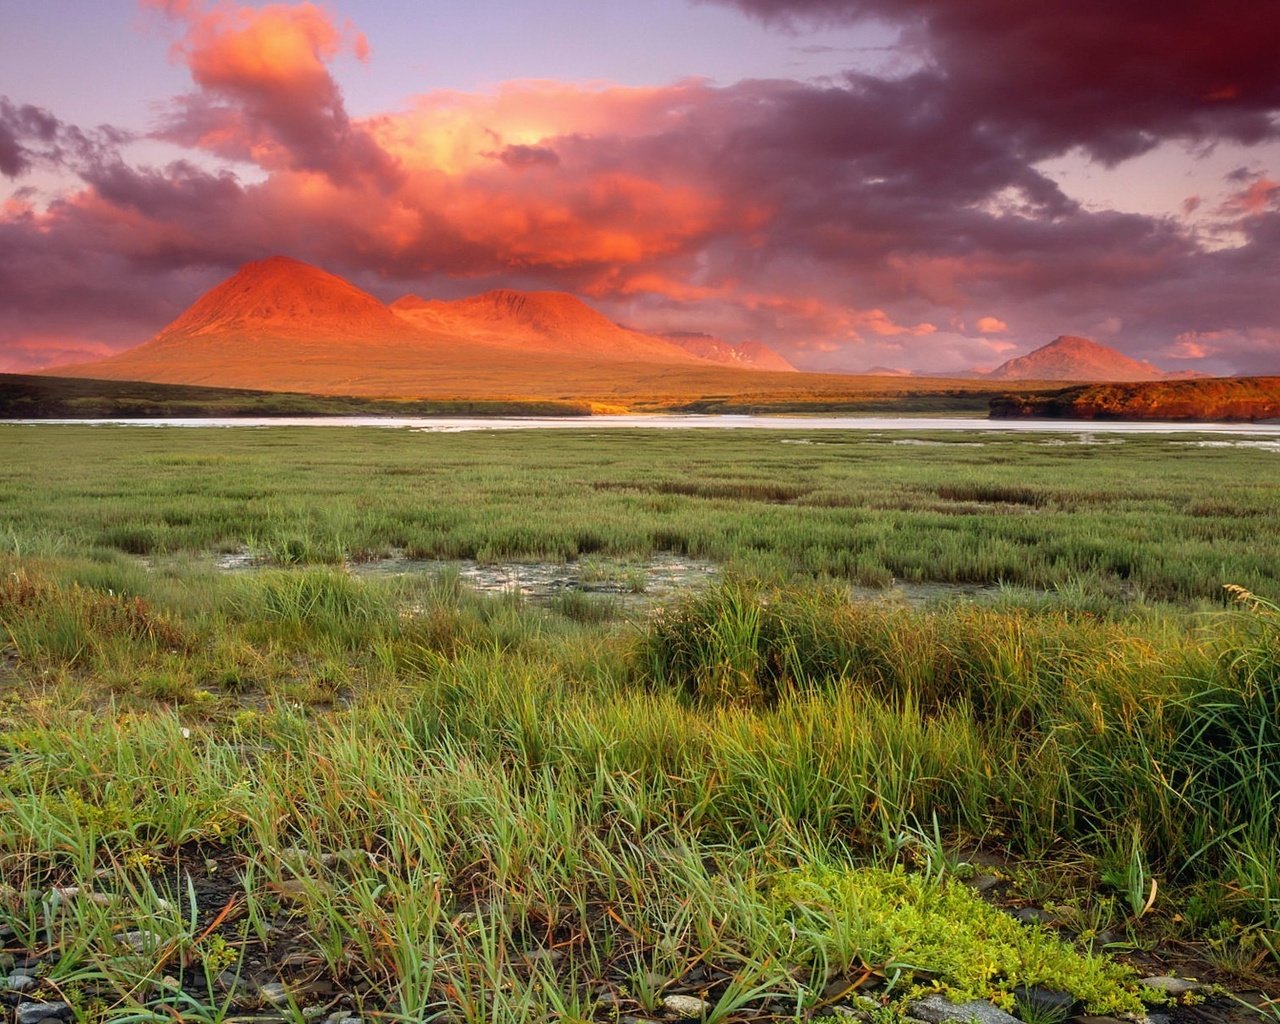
[{"left": 702, "top": 0, "right": 1280, "bottom": 162}]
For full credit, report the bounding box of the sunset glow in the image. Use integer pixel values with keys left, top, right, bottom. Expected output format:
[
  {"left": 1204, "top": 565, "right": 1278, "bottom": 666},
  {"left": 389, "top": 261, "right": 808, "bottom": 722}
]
[{"left": 2, "top": 0, "right": 1278, "bottom": 375}]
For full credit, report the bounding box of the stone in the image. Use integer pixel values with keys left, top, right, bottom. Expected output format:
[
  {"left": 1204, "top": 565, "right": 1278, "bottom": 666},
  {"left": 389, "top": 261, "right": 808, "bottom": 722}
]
[
  {"left": 662, "top": 994, "right": 711, "bottom": 1018},
  {"left": 323, "top": 1013, "right": 362, "bottom": 1024},
  {"left": 832, "top": 994, "right": 882, "bottom": 1020},
  {"left": 214, "top": 969, "right": 252, "bottom": 996},
  {"left": 319, "top": 849, "right": 375, "bottom": 873},
  {"left": 16, "top": 1002, "right": 73, "bottom": 1024},
  {"left": 120, "top": 929, "right": 164, "bottom": 953},
  {"left": 1140, "top": 976, "right": 1202, "bottom": 997},
  {"left": 1013, "top": 985, "right": 1078, "bottom": 1018},
  {"left": 909, "top": 994, "right": 1021, "bottom": 1024},
  {"left": 5, "top": 973, "right": 38, "bottom": 992},
  {"left": 1013, "top": 906, "right": 1057, "bottom": 926},
  {"left": 259, "top": 981, "right": 291, "bottom": 1008},
  {"left": 968, "top": 874, "right": 1002, "bottom": 893}
]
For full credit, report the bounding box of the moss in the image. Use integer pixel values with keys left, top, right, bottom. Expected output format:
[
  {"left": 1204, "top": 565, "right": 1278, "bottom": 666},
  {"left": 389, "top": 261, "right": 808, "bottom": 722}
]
[{"left": 764, "top": 865, "right": 1146, "bottom": 1015}]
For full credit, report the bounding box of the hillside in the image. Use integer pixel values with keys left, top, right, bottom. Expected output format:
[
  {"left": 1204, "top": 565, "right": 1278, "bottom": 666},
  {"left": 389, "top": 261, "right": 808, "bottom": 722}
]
[
  {"left": 44, "top": 256, "right": 1031, "bottom": 409},
  {"left": 656, "top": 331, "right": 796, "bottom": 372},
  {"left": 391, "top": 289, "right": 704, "bottom": 363},
  {"left": 988, "top": 335, "right": 1171, "bottom": 382},
  {"left": 989, "top": 376, "right": 1280, "bottom": 421}
]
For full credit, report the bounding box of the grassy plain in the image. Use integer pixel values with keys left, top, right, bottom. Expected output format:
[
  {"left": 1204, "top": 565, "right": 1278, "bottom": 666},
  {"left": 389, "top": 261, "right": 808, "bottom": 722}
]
[{"left": 1, "top": 424, "right": 1278, "bottom": 1022}]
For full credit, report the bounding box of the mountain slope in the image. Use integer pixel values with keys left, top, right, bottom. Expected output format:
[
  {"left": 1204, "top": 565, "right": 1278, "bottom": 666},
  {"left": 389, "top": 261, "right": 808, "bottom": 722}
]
[
  {"left": 656, "top": 331, "right": 796, "bottom": 372},
  {"left": 52, "top": 256, "right": 444, "bottom": 389},
  {"left": 987, "top": 335, "right": 1169, "bottom": 382},
  {"left": 391, "top": 289, "right": 707, "bottom": 364}
]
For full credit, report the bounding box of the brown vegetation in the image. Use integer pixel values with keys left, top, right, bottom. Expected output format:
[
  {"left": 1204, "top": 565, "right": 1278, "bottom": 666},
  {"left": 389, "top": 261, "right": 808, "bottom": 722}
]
[{"left": 990, "top": 376, "right": 1280, "bottom": 421}]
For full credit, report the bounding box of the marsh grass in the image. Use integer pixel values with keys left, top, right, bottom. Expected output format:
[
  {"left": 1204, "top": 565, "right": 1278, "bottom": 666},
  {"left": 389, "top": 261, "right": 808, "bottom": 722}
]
[
  {"left": 4, "top": 425, "right": 1280, "bottom": 601},
  {"left": 2, "top": 427, "right": 1278, "bottom": 1020},
  {"left": 2, "top": 565, "right": 1278, "bottom": 1019}
]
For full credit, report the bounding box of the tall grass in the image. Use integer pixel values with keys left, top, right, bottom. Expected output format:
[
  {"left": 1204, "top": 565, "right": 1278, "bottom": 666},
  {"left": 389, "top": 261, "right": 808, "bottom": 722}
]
[{"left": 2, "top": 426, "right": 1278, "bottom": 1019}]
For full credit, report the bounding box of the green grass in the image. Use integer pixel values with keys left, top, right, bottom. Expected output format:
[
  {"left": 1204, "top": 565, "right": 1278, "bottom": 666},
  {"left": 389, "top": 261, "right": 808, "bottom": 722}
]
[
  {"left": 1, "top": 425, "right": 1278, "bottom": 1021},
  {"left": 2, "top": 425, "right": 1279, "bottom": 601}
]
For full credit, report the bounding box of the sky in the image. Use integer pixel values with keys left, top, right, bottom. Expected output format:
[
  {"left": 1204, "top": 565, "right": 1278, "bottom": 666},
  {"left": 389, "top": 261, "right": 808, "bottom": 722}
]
[{"left": 1, "top": 0, "right": 1278, "bottom": 376}]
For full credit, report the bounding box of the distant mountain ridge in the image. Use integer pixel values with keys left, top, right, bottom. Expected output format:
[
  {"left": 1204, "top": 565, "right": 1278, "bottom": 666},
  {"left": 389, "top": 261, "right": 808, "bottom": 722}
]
[
  {"left": 47, "top": 256, "right": 801, "bottom": 392},
  {"left": 987, "top": 335, "right": 1179, "bottom": 382},
  {"left": 656, "top": 331, "right": 795, "bottom": 372},
  {"left": 391, "top": 289, "right": 706, "bottom": 363}
]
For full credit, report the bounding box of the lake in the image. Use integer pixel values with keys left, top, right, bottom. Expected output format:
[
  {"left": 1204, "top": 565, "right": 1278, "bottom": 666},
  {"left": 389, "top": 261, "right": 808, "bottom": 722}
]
[{"left": 7, "top": 413, "right": 1280, "bottom": 434}]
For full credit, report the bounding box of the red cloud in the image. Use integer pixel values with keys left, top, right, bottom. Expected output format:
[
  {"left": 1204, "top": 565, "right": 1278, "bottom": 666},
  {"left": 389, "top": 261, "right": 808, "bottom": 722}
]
[{"left": 152, "top": 0, "right": 391, "bottom": 184}]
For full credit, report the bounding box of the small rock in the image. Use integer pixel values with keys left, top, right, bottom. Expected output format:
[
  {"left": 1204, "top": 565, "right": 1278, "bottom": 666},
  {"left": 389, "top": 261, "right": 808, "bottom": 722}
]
[
  {"left": 968, "top": 874, "right": 1002, "bottom": 893},
  {"left": 1013, "top": 906, "right": 1057, "bottom": 926},
  {"left": 1073, "top": 1016, "right": 1130, "bottom": 1024},
  {"left": 319, "top": 848, "right": 374, "bottom": 873},
  {"left": 1140, "top": 977, "right": 1202, "bottom": 997},
  {"left": 270, "top": 879, "right": 326, "bottom": 905},
  {"left": 1014, "top": 985, "right": 1078, "bottom": 1019},
  {"left": 259, "top": 981, "right": 291, "bottom": 1008},
  {"left": 5, "top": 973, "right": 39, "bottom": 992},
  {"left": 120, "top": 929, "right": 164, "bottom": 953},
  {"left": 16, "top": 1002, "right": 73, "bottom": 1024},
  {"left": 910, "top": 994, "right": 1021, "bottom": 1024},
  {"left": 0, "top": 952, "right": 14, "bottom": 971},
  {"left": 833, "top": 994, "right": 882, "bottom": 1020},
  {"left": 214, "top": 969, "right": 252, "bottom": 996},
  {"left": 662, "top": 994, "right": 711, "bottom": 1018},
  {"left": 302, "top": 1007, "right": 326, "bottom": 1021},
  {"left": 323, "top": 1013, "right": 362, "bottom": 1024},
  {"left": 523, "top": 948, "right": 565, "bottom": 966}
]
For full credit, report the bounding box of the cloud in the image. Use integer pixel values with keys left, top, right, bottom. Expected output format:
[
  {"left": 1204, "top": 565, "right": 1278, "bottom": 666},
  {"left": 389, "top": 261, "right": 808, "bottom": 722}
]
[
  {"left": 701, "top": 0, "right": 1280, "bottom": 163},
  {"left": 1, "top": 1, "right": 1278, "bottom": 375},
  {"left": 1218, "top": 176, "right": 1280, "bottom": 216},
  {"left": 149, "top": 0, "right": 393, "bottom": 185},
  {"left": 0, "top": 97, "right": 131, "bottom": 178}
]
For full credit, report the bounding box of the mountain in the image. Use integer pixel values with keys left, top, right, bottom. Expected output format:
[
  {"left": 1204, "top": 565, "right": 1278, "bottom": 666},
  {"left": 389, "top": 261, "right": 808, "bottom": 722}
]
[
  {"left": 990, "top": 376, "right": 1280, "bottom": 421},
  {"left": 51, "top": 256, "right": 441, "bottom": 390},
  {"left": 391, "top": 289, "right": 705, "bottom": 364},
  {"left": 50, "top": 258, "right": 730, "bottom": 394},
  {"left": 44, "top": 255, "right": 1040, "bottom": 407},
  {"left": 656, "top": 331, "right": 796, "bottom": 372},
  {"left": 987, "top": 335, "right": 1170, "bottom": 382}
]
